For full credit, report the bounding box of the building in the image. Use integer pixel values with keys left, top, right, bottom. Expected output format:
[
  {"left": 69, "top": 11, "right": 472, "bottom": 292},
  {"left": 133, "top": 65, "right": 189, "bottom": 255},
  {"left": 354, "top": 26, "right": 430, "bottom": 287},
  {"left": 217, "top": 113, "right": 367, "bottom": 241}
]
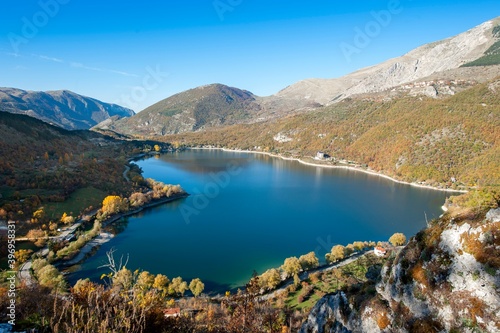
[
  {"left": 315, "top": 152, "right": 330, "bottom": 160},
  {"left": 374, "top": 246, "right": 387, "bottom": 257},
  {"left": 164, "top": 308, "right": 181, "bottom": 318}
]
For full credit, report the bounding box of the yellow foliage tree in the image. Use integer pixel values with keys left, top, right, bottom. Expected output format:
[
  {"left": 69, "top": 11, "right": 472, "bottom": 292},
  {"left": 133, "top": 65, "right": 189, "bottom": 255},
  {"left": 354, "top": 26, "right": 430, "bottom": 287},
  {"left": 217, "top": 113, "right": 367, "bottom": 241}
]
[
  {"left": 389, "top": 233, "right": 407, "bottom": 246},
  {"left": 282, "top": 257, "right": 301, "bottom": 278},
  {"left": 61, "top": 212, "right": 75, "bottom": 224},
  {"left": 102, "top": 196, "right": 127, "bottom": 215},
  {"left": 189, "top": 278, "right": 205, "bottom": 297},
  {"left": 325, "top": 245, "right": 346, "bottom": 263}
]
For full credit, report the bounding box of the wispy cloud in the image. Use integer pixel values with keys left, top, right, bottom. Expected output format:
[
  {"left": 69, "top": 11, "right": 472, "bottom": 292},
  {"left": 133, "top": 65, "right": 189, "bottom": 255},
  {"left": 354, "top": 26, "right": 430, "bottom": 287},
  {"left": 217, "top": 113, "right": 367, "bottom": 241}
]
[
  {"left": 0, "top": 50, "right": 23, "bottom": 58},
  {"left": 70, "top": 61, "right": 139, "bottom": 77},
  {"left": 1, "top": 51, "right": 138, "bottom": 78},
  {"left": 37, "top": 54, "right": 64, "bottom": 63}
]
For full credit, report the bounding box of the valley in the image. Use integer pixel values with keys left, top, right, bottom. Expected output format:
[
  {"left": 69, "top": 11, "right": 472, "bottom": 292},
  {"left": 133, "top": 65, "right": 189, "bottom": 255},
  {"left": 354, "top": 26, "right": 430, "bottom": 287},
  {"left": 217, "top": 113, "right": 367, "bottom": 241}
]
[{"left": 0, "top": 13, "right": 499, "bottom": 333}]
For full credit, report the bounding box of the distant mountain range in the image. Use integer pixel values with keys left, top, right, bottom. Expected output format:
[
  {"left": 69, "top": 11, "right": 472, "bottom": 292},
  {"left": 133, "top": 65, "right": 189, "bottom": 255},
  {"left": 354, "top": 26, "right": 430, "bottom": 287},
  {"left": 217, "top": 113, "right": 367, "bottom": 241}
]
[
  {"left": 2, "top": 17, "right": 499, "bottom": 139},
  {"left": 0, "top": 88, "right": 134, "bottom": 130},
  {"left": 94, "top": 17, "right": 500, "bottom": 137}
]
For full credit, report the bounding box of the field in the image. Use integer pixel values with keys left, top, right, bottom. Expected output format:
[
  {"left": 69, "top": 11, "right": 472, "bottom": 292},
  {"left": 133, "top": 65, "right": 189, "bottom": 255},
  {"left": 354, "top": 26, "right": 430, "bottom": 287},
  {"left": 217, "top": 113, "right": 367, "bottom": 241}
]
[{"left": 43, "top": 186, "right": 107, "bottom": 220}]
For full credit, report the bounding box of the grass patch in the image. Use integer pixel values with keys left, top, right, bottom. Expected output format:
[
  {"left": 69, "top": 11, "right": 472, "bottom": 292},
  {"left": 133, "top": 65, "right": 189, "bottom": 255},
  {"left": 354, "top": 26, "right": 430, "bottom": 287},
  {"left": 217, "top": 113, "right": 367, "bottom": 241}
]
[
  {"left": 44, "top": 186, "right": 107, "bottom": 220},
  {"left": 281, "top": 254, "right": 387, "bottom": 312},
  {"left": 0, "top": 185, "right": 14, "bottom": 200}
]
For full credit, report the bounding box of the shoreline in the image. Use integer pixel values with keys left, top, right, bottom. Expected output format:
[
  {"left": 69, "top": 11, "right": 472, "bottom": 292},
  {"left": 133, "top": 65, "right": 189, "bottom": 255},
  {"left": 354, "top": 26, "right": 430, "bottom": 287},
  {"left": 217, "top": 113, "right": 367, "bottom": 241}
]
[
  {"left": 60, "top": 193, "right": 189, "bottom": 268},
  {"left": 189, "top": 147, "right": 467, "bottom": 194}
]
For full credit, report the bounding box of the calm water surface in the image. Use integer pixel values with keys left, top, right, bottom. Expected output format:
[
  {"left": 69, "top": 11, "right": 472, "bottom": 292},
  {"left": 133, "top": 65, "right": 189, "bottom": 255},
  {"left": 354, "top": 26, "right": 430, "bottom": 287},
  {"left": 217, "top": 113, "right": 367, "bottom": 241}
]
[{"left": 69, "top": 150, "right": 449, "bottom": 292}]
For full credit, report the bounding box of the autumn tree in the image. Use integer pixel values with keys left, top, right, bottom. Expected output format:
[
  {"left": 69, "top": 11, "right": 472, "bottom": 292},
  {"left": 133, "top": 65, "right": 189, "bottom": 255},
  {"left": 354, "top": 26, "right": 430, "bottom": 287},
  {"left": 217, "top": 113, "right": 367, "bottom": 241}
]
[
  {"left": 189, "top": 278, "right": 205, "bottom": 297},
  {"left": 32, "top": 258, "right": 66, "bottom": 292},
  {"left": 14, "top": 249, "right": 33, "bottom": 264},
  {"left": 32, "top": 208, "right": 45, "bottom": 223},
  {"left": 389, "top": 233, "right": 407, "bottom": 246},
  {"left": 325, "top": 245, "right": 346, "bottom": 263},
  {"left": 169, "top": 277, "right": 188, "bottom": 297},
  {"left": 136, "top": 271, "right": 155, "bottom": 292},
  {"left": 26, "top": 228, "right": 46, "bottom": 247},
  {"left": 352, "top": 241, "right": 368, "bottom": 251},
  {"left": 153, "top": 274, "right": 170, "bottom": 294},
  {"left": 129, "top": 192, "right": 147, "bottom": 208},
  {"left": 60, "top": 212, "right": 75, "bottom": 225},
  {"left": 102, "top": 195, "right": 128, "bottom": 215},
  {"left": 282, "top": 257, "right": 301, "bottom": 278},
  {"left": 259, "top": 268, "right": 282, "bottom": 291},
  {"left": 299, "top": 252, "right": 319, "bottom": 270},
  {"left": 112, "top": 267, "right": 134, "bottom": 291}
]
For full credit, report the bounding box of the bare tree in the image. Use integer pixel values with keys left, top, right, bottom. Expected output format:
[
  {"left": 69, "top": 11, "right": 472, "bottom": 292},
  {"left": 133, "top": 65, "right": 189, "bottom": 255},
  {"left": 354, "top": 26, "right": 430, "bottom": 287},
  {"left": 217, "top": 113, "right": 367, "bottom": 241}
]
[{"left": 98, "top": 247, "right": 129, "bottom": 275}]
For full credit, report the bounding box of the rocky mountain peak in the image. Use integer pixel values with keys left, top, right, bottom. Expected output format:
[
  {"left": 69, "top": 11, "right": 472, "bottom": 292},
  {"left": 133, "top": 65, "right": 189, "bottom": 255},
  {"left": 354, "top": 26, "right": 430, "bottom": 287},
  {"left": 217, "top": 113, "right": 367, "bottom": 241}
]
[{"left": 277, "top": 17, "right": 500, "bottom": 105}]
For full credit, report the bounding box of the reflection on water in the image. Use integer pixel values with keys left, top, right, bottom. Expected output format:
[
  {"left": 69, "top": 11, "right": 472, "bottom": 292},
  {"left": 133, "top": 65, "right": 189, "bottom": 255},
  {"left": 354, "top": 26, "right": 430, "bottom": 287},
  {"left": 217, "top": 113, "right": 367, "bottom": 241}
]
[{"left": 69, "top": 149, "right": 449, "bottom": 293}]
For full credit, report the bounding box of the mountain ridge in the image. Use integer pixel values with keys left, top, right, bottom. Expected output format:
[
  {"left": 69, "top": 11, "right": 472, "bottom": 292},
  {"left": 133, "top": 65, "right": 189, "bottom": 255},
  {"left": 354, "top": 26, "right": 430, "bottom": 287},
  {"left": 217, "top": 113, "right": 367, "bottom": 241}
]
[
  {"left": 96, "top": 83, "right": 321, "bottom": 136},
  {"left": 276, "top": 17, "right": 500, "bottom": 104},
  {"left": 101, "top": 17, "right": 500, "bottom": 137},
  {"left": 0, "top": 87, "right": 135, "bottom": 130}
]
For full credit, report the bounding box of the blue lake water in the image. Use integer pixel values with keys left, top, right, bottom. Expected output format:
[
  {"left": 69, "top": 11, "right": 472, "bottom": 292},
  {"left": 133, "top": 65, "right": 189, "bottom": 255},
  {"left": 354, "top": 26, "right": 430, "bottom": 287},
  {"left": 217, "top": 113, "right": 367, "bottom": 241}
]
[{"left": 69, "top": 149, "right": 449, "bottom": 293}]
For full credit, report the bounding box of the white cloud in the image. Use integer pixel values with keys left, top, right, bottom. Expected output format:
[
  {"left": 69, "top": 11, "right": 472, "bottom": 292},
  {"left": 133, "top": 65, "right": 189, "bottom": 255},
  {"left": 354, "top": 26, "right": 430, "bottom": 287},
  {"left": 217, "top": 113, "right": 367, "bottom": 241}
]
[{"left": 38, "top": 54, "right": 64, "bottom": 63}]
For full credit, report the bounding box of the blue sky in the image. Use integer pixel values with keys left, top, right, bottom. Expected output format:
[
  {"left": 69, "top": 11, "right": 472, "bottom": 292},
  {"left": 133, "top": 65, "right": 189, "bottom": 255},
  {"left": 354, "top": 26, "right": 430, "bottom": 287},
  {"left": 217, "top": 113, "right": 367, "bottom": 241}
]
[{"left": 1, "top": 0, "right": 499, "bottom": 112}]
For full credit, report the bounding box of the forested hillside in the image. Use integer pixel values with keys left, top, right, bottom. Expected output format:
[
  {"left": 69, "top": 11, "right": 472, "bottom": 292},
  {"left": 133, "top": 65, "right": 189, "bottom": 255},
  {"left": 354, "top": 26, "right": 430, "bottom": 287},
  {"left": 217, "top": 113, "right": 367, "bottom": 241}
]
[
  {"left": 0, "top": 112, "right": 145, "bottom": 225},
  {"left": 163, "top": 78, "right": 500, "bottom": 190}
]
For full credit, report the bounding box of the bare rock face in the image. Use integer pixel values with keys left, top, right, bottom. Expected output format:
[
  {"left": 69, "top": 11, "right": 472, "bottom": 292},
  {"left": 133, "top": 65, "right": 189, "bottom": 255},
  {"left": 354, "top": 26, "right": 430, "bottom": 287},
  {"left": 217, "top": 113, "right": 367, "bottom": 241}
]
[
  {"left": 300, "top": 208, "right": 500, "bottom": 333},
  {"left": 486, "top": 208, "right": 500, "bottom": 222},
  {"left": 277, "top": 18, "right": 500, "bottom": 105}
]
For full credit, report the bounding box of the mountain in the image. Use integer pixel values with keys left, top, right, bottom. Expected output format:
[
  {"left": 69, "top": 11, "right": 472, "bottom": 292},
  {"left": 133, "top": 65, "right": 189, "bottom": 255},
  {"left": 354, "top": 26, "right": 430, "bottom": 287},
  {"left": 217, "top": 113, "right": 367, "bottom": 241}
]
[
  {"left": 299, "top": 203, "right": 500, "bottom": 332},
  {"left": 0, "top": 88, "right": 134, "bottom": 130},
  {"left": 163, "top": 78, "right": 500, "bottom": 190},
  {"left": 102, "top": 18, "right": 500, "bottom": 138},
  {"left": 99, "top": 84, "right": 260, "bottom": 136},
  {"left": 276, "top": 17, "right": 500, "bottom": 104},
  {"left": 93, "top": 84, "right": 318, "bottom": 136},
  {"left": 96, "top": 83, "right": 321, "bottom": 136}
]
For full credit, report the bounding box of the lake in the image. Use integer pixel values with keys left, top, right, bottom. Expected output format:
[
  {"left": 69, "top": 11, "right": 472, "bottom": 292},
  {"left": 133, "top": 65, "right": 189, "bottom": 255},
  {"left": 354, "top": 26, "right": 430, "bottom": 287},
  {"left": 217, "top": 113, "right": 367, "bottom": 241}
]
[{"left": 69, "top": 149, "right": 449, "bottom": 293}]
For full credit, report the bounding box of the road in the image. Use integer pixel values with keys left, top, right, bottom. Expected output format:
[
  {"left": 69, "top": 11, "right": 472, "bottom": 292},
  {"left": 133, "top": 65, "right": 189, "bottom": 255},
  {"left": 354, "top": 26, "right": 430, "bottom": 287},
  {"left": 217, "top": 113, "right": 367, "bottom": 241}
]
[
  {"left": 16, "top": 209, "right": 98, "bottom": 285},
  {"left": 123, "top": 164, "right": 130, "bottom": 182}
]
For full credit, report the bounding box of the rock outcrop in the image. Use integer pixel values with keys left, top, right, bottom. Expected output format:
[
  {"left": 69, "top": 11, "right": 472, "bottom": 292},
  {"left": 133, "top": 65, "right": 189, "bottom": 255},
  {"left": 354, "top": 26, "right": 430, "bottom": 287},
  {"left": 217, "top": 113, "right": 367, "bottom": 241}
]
[{"left": 300, "top": 207, "right": 500, "bottom": 333}]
